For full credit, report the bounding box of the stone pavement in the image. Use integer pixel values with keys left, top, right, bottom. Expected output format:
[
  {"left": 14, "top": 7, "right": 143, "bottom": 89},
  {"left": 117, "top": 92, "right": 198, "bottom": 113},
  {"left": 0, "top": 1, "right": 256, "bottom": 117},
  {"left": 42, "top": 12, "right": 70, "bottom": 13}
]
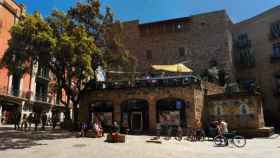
[{"left": 0, "top": 125, "right": 280, "bottom": 158}]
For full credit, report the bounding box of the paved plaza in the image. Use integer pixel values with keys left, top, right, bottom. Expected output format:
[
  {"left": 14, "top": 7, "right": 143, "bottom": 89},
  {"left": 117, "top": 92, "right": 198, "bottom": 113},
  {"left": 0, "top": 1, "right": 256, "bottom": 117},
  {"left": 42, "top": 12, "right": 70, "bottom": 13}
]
[{"left": 0, "top": 125, "right": 279, "bottom": 158}]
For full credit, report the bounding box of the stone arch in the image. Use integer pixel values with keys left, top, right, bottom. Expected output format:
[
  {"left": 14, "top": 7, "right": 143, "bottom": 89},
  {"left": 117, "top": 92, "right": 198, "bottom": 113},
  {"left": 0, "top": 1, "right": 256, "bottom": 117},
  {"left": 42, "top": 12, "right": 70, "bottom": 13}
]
[
  {"left": 121, "top": 99, "right": 149, "bottom": 132},
  {"left": 156, "top": 98, "right": 187, "bottom": 127},
  {"left": 0, "top": 100, "right": 21, "bottom": 124}
]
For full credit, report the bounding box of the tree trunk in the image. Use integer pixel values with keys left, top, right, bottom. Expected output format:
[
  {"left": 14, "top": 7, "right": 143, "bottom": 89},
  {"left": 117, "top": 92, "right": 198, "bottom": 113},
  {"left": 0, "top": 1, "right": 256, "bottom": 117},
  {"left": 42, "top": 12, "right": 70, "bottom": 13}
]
[
  {"left": 72, "top": 103, "right": 79, "bottom": 130},
  {"left": 63, "top": 96, "right": 71, "bottom": 121}
]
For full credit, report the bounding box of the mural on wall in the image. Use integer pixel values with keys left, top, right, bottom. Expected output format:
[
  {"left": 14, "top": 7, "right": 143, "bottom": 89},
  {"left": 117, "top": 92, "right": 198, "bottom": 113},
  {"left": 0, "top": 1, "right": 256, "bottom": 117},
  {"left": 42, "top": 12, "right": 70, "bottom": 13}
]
[{"left": 210, "top": 99, "right": 251, "bottom": 116}]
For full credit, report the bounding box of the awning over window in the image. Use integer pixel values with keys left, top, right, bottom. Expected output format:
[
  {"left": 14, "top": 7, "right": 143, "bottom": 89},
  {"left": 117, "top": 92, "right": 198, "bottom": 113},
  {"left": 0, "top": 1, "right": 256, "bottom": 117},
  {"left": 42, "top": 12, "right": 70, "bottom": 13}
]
[{"left": 152, "top": 64, "right": 192, "bottom": 73}]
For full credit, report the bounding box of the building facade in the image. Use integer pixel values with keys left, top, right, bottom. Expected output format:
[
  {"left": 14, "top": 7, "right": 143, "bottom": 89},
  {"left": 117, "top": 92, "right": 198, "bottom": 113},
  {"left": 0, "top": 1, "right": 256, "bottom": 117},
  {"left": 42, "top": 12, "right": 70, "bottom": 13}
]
[
  {"left": 120, "top": 7, "right": 280, "bottom": 128},
  {"left": 122, "top": 11, "right": 235, "bottom": 80},
  {"left": 79, "top": 81, "right": 267, "bottom": 135},
  {"left": 0, "top": 0, "right": 65, "bottom": 124},
  {"left": 232, "top": 6, "right": 280, "bottom": 127}
]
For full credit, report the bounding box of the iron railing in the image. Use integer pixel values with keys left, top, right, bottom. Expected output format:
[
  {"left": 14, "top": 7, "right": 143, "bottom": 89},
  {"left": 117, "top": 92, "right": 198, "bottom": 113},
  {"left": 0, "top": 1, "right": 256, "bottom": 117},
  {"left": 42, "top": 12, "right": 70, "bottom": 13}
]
[{"left": 0, "top": 87, "right": 30, "bottom": 99}]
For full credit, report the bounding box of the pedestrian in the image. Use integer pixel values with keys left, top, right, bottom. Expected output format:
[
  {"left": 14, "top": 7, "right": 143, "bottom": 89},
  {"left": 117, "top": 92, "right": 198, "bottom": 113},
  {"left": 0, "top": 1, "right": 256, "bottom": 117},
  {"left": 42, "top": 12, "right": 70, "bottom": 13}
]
[
  {"left": 41, "top": 112, "right": 47, "bottom": 130},
  {"left": 27, "top": 113, "right": 33, "bottom": 130},
  {"left": 12, "top": 110, "right": 20, "bottom": 130},
  {"left": 52, "top": 113, "right": 59, "bottom": 129},
  {"left": 21, "top": 114, "right": 28, "bottom": 131},
  {"left": 34, "top": 113, "right": 40, "bottom": 131},
  {"left": 80, "top": 122, "right": 87, "bottom": 137}
]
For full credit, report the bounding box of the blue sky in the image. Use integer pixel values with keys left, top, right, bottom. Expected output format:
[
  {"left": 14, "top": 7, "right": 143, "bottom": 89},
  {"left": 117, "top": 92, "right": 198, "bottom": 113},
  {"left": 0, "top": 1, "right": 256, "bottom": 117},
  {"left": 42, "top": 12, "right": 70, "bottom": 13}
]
[{"left": 16, "top": 0, "right": 280, "bottom": 23}]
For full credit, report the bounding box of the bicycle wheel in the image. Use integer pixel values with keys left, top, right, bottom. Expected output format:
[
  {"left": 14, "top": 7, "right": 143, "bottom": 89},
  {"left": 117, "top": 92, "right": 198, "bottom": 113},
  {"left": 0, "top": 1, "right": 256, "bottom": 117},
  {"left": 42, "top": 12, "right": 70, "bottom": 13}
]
[
  {"left": 214, "top": 135, "right": 227, "bottom": 146},
  {"left": 233, "top": 135, "right": 246, "bottom": 148}
]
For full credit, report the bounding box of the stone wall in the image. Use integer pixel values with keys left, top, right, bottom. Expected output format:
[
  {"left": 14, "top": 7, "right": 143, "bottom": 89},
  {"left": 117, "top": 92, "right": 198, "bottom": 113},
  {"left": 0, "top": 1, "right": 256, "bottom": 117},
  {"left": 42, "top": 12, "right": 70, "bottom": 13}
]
[
  {"left": 79, "top": 85, "right": 205, "bottom": 130},
  {"left": 122, "top": 10, "right": 235, "bottom": 80},
  {"left": 207, "top": 93, "right": 265, "bottom": 130},
  {"left": 232, "top": 6, "right": 280, "bottom": 126}
]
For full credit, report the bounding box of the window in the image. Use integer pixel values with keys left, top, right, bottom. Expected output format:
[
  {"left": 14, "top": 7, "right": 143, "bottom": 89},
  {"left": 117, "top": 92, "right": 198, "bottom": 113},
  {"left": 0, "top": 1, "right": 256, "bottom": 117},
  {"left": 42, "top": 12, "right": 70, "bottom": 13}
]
[
  {"left": 270, "top": 21, "right": 280, "bottom": 39},
  {"left": 146, "top": 50, "right": 152, "bottom": 60},
  {"left": 272, "top": 43, "right": 280, "bottom": 57},
  {"left": 11, "top": 75, "right": 21, "bottom": 97},
  {"left": 236, "top": 33, "right": 251, "bottom": 49},
  {"left": 37, "top": 65, "right": 49, "bottom": 79},
  {"left": 178, "top": 47, "right": 185, "bottom": 57}
]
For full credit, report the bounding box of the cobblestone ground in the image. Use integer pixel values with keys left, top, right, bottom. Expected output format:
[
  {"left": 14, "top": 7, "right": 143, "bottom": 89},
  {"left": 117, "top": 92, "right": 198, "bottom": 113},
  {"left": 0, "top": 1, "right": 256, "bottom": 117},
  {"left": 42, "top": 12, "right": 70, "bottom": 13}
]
[{"left": 0, "top": 125, "right": 279, "bottom": 158}]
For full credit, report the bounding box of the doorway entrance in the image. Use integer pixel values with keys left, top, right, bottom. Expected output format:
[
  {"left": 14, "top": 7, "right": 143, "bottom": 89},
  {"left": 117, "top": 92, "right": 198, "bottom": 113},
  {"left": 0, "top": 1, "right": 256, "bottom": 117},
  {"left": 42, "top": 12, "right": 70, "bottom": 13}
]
[
  {"left": 131, "top": 112, "right": 143, "bottom": 131},
  {"left": 121, "top": 99, "right": 149, "bottom": 133}
]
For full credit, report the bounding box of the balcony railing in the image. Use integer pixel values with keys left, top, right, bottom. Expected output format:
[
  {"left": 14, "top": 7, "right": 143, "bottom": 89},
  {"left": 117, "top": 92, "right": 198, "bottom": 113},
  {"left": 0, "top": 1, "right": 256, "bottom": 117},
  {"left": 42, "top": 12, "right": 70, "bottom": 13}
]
[
  {"left": 0, "top": 87, "right": 30, "bottom": 99},
  {"left": 34, "top": 94, "right": 61, "bottom": 106},
  {"left": 90, "top": 75, "right": 200, "bottom": 90}
]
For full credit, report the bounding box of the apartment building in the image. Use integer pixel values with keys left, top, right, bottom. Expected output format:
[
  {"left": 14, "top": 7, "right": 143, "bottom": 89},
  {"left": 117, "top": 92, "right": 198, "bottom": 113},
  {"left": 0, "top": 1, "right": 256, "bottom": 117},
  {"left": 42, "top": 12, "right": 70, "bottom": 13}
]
[{"left": 0, "top": 0, "right": 65, "bottom": 124}]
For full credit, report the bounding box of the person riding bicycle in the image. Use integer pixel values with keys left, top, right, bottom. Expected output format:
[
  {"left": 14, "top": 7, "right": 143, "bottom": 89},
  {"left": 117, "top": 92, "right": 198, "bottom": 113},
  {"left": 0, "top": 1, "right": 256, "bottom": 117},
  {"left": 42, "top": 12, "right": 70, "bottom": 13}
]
[{"left": 217, "top": 119, "right": 229, "bottom": 145}]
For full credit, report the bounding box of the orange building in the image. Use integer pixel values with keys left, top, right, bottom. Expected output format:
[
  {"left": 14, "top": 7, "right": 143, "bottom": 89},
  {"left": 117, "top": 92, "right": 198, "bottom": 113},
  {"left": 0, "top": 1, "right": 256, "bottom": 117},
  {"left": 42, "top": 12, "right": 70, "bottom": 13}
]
[{"left": 0, "top": 0, "right": 67, "bottom": 124}]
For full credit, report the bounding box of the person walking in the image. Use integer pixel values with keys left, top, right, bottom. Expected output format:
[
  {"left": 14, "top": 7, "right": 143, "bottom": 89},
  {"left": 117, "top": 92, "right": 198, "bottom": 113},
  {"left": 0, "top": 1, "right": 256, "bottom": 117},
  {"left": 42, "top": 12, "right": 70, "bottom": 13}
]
[
  {"left": 34, "top": 113, "right": 40, "bottom": 131},
  {"left": 21, "top": 114, "right": 28, "bottom": 132},
  {"left": 52, "top": 113, "right": 59, "bottom": 129},
  {"left": 27, "top": 113, "right": 33, "bottom": 130},
  {"left": 41, "top": 112, "right": 47, "bottom": 130},
  {"left": 12, "top": 110, "right": 21, "bottom": 130}
]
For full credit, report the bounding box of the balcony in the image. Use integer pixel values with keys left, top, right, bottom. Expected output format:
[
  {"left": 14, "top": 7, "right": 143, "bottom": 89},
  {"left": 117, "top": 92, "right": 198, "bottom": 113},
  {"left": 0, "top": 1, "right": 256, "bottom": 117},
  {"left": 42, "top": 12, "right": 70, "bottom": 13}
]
[
  {"left": 269, "top": 23, "right": 280, "bottom": 41},
  {"left": 36, "top": 73, "right": 50, "bottom": 81},
  {"left": 35, "top": 95, "right": 51, "bottom": 104},
  {"left": 0, "top": 87, "right": 30, "bottom": 99},
  {"left": 235, "top": 40, "right": 251, "bottom": 49}
]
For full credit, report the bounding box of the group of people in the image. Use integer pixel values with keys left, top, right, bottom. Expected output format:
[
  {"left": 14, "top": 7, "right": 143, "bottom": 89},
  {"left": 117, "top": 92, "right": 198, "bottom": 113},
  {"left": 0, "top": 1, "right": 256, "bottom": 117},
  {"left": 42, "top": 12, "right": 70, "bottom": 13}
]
[
  {"left": 13, "top": 111, "right": 60, "bottom": 131},
  {"left": 80, "top": 120, "right": 121, "bottom": 141}
]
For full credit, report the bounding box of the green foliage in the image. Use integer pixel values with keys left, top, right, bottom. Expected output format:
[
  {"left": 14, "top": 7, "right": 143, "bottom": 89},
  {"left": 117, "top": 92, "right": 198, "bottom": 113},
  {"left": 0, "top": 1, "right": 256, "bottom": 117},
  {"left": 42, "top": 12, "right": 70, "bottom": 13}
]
[{"left": 0, "top": 0, "right": 132, "bottom": 124}]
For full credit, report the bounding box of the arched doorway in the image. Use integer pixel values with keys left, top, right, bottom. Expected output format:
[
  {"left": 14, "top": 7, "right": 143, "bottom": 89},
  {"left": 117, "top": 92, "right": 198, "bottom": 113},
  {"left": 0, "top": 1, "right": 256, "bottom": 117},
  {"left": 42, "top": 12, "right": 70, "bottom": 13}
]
[
  {"left": 0, "top": 101, "right": 21, "bottom": 124},
  {"left": 89, "top": 101, "right": 113, "bottom": 131},
  {"left": 121, "top": 99, "right": 149, "bottom": 132},
  {"left": 156, "top": 98, "right": 187, "bottom": 128}
]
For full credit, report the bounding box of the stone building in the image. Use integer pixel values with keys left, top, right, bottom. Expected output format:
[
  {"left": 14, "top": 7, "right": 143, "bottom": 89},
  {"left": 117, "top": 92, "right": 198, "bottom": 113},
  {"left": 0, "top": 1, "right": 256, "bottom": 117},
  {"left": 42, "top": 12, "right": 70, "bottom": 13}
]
[
  {"left": 232, "top": 6, "right": 280, "bottom": 127},
  {"left": 0, "top": 0, "right": 66, "bottom": 124},
  {"left": 122, "top": 10, "right": 235, "bottom": 80},
  {"left": 207, "top": 93, "right": 270, "bottom": 137},
  {"left": 119, "top": 7, "right": 280, "bottom": 128},
  {"left": 79, "top": 79, "right": 267, "bottom": 135}
]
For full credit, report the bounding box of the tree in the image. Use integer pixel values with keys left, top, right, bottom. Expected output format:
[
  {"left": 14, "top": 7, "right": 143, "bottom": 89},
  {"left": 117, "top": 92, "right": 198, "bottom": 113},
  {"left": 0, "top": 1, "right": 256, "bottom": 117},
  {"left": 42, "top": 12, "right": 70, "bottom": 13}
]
[{"left": 1, "top": 0, "right": 132, "bottom": 127}]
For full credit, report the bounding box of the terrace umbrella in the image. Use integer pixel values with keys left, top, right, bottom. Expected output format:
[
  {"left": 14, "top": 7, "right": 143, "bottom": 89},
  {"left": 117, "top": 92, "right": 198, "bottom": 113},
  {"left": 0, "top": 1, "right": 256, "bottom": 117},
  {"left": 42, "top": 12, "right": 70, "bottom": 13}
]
[{"left": 152, "top": 64, "right": 193, "bottom": 73}]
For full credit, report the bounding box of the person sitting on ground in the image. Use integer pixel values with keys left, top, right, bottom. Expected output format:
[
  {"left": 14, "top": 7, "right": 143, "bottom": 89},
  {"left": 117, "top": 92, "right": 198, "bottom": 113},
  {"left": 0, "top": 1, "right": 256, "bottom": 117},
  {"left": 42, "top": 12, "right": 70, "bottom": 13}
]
[
  {"left": 80, "top": 122, "right": 88, "bottom": 137},
  {"left": 111, "top": 121, "right": 120, "bottom": 142},
  {"left": 94, "top": 120, "right": 104, "bottom": 137}
]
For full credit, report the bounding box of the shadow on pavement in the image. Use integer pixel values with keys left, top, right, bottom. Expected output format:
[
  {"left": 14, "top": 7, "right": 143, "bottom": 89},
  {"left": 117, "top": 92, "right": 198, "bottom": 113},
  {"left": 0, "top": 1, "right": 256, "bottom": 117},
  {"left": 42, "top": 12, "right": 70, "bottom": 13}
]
[{"left": 0, "top": 126, "right": 76, "bottom": 151}]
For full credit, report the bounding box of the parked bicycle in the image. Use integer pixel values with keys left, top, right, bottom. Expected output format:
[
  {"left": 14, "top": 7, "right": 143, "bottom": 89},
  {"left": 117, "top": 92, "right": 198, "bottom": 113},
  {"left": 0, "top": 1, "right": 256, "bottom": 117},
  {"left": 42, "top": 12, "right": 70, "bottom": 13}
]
[{"left": 214, "top": 131, "right": 246, "bottom": 148}]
